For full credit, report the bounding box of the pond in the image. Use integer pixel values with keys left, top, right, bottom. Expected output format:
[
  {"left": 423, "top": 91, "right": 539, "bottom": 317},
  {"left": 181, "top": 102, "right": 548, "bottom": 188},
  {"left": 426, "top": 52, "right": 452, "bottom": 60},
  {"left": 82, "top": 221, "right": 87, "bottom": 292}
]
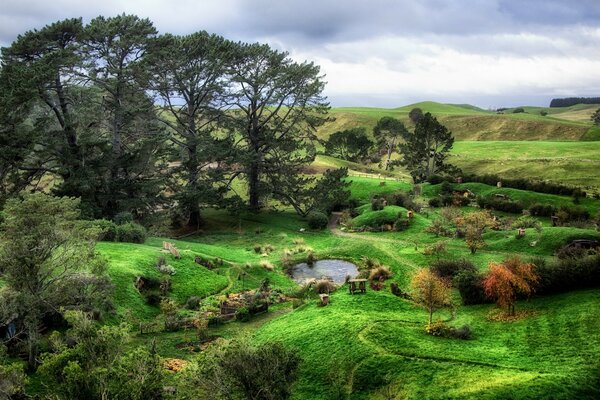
[{"left": 291, "top": 259, "right": 359, "bottom": 284}]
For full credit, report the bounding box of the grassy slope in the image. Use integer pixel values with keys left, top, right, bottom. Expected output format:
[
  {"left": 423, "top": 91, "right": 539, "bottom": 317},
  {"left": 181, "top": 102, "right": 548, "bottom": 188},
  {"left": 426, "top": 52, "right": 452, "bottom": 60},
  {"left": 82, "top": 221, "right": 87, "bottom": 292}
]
[
  {"left": 90, "top": 176, "right": 600, "bottom": 399},
  {"left": 319, "top": 101, "right": 598, "bottom": 141},
  {"left": 448, "top": 142, "right": 600, "bottom": 189}
]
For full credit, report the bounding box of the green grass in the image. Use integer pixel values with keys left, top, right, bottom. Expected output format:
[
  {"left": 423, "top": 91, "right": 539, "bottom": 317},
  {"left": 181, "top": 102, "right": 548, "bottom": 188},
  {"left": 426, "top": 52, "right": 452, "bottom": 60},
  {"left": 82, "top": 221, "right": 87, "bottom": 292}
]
[
  {"left": 318, "top": 102, "right": 596, "bottom": 141},
  {"left": 29, "top": 174, "right": 600, "bottom": 399},
  {"left": 448, "top": 141, "right": 600, "bottom": 189}
]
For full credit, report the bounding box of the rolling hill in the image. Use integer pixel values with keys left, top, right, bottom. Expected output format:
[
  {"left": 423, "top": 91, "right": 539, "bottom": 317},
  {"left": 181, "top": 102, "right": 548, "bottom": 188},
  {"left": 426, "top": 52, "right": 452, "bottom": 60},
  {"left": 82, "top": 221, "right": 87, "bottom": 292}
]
[{"left": 318, "top": 101, "right": 600, "bottom": 141}]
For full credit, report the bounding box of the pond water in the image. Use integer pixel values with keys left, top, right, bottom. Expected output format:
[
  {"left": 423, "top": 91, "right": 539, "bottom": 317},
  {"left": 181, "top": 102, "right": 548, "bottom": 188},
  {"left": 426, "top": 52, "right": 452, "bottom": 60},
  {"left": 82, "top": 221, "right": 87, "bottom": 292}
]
[{"left": 292, "top": 259, "right": 359, "bottom": 284}]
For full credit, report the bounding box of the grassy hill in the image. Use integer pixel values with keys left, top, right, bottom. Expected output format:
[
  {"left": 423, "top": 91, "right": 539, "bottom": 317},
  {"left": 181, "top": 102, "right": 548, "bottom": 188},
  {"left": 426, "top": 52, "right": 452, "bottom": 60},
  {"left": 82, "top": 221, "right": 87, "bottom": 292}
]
[{"left": 319, "top": 101, "right": 600, "bottom": 141}]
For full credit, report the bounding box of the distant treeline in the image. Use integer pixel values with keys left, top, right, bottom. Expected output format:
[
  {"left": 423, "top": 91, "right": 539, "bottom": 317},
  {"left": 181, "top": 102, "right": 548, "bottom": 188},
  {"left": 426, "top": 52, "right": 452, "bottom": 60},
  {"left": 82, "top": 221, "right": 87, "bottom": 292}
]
[{"left": 549, "top": 97, "right": 600, "bottom": 107}]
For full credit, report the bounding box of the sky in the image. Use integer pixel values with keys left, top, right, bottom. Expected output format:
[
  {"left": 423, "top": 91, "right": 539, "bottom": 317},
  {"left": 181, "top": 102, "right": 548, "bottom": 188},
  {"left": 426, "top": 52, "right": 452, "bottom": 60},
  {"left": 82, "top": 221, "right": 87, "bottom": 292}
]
[{"left": 1, "top": 0, "right": 600, "bottom": 108}]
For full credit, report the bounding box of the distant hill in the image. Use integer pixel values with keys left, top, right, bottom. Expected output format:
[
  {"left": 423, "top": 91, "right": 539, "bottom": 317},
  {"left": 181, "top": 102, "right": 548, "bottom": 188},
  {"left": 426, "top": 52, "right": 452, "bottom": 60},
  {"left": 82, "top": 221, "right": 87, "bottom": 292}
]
[{"left": 319, "top": 101, "right": 600, "bottom": 141}]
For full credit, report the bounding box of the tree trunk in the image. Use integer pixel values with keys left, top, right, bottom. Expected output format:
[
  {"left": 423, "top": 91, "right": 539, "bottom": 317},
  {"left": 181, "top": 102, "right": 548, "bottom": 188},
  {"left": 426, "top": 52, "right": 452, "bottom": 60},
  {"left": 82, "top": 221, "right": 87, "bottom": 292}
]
[
  {"left": 428, "top": 307, "right": 433, "bottom": 325},
  {"left": 26, "top": 320, "right": 39, "bottom": 370},
  {"left": 248, "top": 161, "right": 260, "bottom": 212}
]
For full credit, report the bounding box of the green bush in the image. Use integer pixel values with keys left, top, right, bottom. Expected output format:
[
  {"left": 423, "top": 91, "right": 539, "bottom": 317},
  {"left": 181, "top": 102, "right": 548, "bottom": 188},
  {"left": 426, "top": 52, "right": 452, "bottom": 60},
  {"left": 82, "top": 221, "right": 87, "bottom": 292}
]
[
  {"left": 431, "top": 258, "right": 476, "bottom": 279},
  {"left": 426, "top": 321, "right": 472, "bottom": 340},
  {"left": 113, "top": 211, "right": 134, "bottom": 225},
  {"left": 513, "top": 107, "right": 525, "bottom": 113},
  {"left": 236, "top": 307, "right": 251, "bottom": 322},
  {"left": 116, "top": 223, "right": 147, "bottom": 243},
  {"left": 454, "top": 269, "right": 488, "bottom": 305},
  {"left": 529, "top": 203, "right": 556, "bottom": 217},
  {"left": 92, "top": 219, "right": 118, "bottom": 241},
  {"left": 307, "top": 211, "right": 328, "bottom": 230},
  {"left": 428, "top": 197, "right": 442, "bottom": 208},
  {"left": 476, "top": 196, "right": 524, "bottom": 214}
]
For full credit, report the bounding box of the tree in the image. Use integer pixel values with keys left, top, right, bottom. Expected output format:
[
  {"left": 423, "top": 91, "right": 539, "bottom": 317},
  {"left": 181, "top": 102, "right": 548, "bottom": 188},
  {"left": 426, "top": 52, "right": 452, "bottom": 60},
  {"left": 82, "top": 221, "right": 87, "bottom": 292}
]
[
  {"left": 0, "top": 194, "right": 111, "bottom": 368},
  {"left": 271, "top": 167, "right": 351, "bottom": 217},
  {"left": 591, "top": 108, "right": 600, "bottom": 126},
  {"left": 398, "top": 112, "right": 456, "bottom": 182},
  {"left": 411, "top": 268, "right": 452, "bottom": 325},
  {"left": 144, "top": 32, "right": 236, "bottom": 227},
  {"left": 483, "top": 258, "right": 539, "bottom": 316},
  {"left": 38, "top": 311, "right": 164, "bottom": 400},
  {"left": 81, "top": 14, "right": 167, "bottom": 218},
  {"left": 455, "top": 210, "right": 496, "bottom": 254},
  {"left": 177, "top": 340, "right": 300, "bottom": 400},
  {"left": 0, "top": 18, "right": 108, "bottom": 216},
  {"left": 229, "top": 42, "right": 329, "bottom": 211},
  {"left": 408, "top": 107, "right": 424, "bottom": 124},
  {"left": 373, "top": 117, "right": 408, "bottom": 171},
  {"left": 324, "top": 127, "right": 373, "bottom": 162}
]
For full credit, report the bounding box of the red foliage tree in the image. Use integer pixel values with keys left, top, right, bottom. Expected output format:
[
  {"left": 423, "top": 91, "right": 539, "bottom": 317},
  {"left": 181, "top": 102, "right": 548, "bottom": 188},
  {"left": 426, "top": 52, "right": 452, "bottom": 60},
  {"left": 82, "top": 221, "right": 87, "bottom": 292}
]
[{"left": 483, "top": 258, "right": 539, "bottom": 316}]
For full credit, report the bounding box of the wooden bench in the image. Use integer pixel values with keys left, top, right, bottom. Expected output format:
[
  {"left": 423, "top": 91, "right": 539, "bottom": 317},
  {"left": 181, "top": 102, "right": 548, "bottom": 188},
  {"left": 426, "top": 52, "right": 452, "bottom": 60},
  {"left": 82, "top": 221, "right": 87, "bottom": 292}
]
[{"left": 348, "top": 279, "right": 367, "bottom": 295}]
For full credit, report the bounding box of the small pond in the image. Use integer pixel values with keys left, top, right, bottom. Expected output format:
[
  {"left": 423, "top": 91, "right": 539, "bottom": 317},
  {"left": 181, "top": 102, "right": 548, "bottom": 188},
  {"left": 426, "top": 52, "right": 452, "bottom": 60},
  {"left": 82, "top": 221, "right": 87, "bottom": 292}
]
[{"left": 292, "top": 259, "right": 359, "bottom": 284}]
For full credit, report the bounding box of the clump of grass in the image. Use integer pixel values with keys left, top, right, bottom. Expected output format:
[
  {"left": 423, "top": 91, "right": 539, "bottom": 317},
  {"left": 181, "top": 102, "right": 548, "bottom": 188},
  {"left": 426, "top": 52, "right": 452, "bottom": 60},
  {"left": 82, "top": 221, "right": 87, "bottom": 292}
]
[
  {"left": 292, "top": 238, "right": 306, "bottom": 246},
  {"left": 313, "top": 279, "right": 336, "bottom": 294},
  {"left": 369, "top": 266, "right": 392, "bottom": 281},
  {"left": 260, "top": 260, "right": 275, "bottom": 271},
  {"left": 306, "top": 251, "right": 317, "bottom": 267}
]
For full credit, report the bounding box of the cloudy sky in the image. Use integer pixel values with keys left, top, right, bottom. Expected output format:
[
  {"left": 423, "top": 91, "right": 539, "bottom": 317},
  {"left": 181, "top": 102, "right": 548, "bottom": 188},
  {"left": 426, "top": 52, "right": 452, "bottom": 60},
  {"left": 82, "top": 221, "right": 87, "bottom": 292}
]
[{"left": 1, "top": 0, "right": 600, "bottom": 108}]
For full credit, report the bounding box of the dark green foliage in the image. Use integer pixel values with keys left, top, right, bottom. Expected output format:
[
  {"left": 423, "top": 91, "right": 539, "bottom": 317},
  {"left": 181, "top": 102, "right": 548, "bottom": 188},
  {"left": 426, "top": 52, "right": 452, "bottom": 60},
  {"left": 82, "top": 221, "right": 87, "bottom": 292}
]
[
  {"left": 116, "top": 223, "right": 147, "bottom": 244},
  {"left": 592, "top": 108, "right": 600, "bottom": 126},
  {"left": 0, "top": 194, "right": 111, "bottom": 368},
  {"left": 550, "top": 97, "right": 600, "bottom": 107},
  {"left": 92, "top": 219, "right": 118, "bottom": 241},
  {"left": 534, "top": 254, "right": 600, "bottom": 295},
  {"left": 144, "top": 31, "right": 236, "bottom": 227},
  {"left": 408, "top": 107, "right": 424, "bottom": 124},
  {"left": 476, "top": 196, "right": 524, "bottom": 214},
  {"left": 428, "top": 197, "right": 442, "bottom": 207},
  {"left": 393, "top": 217, "right": 410, "bottom": 231},
  {"left": 387, "top": 192, "right": 420, "bottom": 211},
  {"left": 38, "top": 311, "right": 165, "bottom": 400},
  {"left": 426, "top": 321, "right": 472, "bottom": 340},
  {"left": 461, "top": 173, "right": 586, "bottom": 197},
  {"left": 229, "top": 42, "right": 329, "bottom": 212},
  {"left": 218, "top": 342, "right": 300, "bottom": 400},
  {"left": 513, "top": 107, "right": 525, "bottom": 113},
  {"left": 371, "top": 197, "right": 385, "bottom": 211},
  {"left": 373, "top": 117, "right": 408, "bottom": 170},
  {"left": 430, "top": 258, "right": 477, "bottom": 279},
  {"left": 529, "top": 203, "right": 557, "bottom": 217},
  {"left": 324, "top": 127, "right": 373, "bottom": 162},
  {"left": 398, "top": 112, "right": 457, "bottom": 182},
  {"left": 0, "top": 344, "right": 26, "bottom": 398},
  {"left": 307, "top": 211, "right": 328, "bottom": 230},
  {"left": 113, "top": 211, "right": 134, "bottom": 225},
  {"left": 236, "top": 307, "right": 251, "bottom": 322},
  {"left": 557, "top": 205, "right": 590, "bottom": 223},
  {"left": 454, "top": 269, "right": 488, "bottom": 305},
  {"left": 440, "top": 181, "right": 454, "bottom": 194},
  {"left": 540, "top": 110, "right": 548, "bottom": 116}
]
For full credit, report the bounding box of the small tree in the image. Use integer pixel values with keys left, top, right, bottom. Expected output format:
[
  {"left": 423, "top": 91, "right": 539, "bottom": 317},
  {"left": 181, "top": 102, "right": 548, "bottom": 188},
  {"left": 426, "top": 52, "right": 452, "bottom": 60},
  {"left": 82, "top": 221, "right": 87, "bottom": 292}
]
[
  {"left": 455, "top": 210, "right": 496, "bottom": 254},
  {"left": 411, "top": 269, "right": 452, "bottom": 325},
  {"left": 398, "top": 112, "right": 456, "bottom": 182},
  {"left": 483, "top": 258, "right": 539, "bottom": 316},
  {"left": 324, "top": 127, "right": 374, "bottom": 162},
  {"left": 591, "top": 108, "right": 600, "bottom": 126},
  {"left": 408, "top": 107, "right": 424, "bottom": 124},
  {"left": 373, "top": 117, "right": 408, "bottom": 170},
  {"left": 0, "top": 194, "right": 111, "bottom": 368}
]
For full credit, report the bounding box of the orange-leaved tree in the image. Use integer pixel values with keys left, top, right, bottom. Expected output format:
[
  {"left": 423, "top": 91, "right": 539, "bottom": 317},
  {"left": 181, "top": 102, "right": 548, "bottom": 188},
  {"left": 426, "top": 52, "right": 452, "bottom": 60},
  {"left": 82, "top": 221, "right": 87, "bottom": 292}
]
[
  {"left": 455, "top": 210, "right": 497, "bottom": 254},
  {"left": 483, "top": 257, "right": 539, "bottom": 316},
  {"left": 411, "top": 268, "right": 452, "bottom": 325}
]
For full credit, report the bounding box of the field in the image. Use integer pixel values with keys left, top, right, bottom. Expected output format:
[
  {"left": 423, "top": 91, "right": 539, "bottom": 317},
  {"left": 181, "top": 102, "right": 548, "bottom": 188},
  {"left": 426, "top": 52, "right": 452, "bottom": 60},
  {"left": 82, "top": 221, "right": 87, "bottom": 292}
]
[{"left": 64, "top": 176, "right": 600, "bottom": 400}]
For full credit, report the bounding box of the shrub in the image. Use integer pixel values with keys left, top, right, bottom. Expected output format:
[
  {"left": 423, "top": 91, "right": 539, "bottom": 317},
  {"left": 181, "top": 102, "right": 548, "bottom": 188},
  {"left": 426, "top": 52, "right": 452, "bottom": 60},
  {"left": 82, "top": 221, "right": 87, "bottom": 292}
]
[
  {"left": 93, "top": 219, "right": 118, "bottom": 241},
  {"left": 113, "top": 211, "right": 134, "bottom": 225},
  {"left": 461, "top": 173, "right": 586, "bottom": 197},
  {"left": 426, "top": 321, "right": 472, "bottom": 340},
  {"left": 143, "top": 291, "right": 162, "bottom": 306},
  {"left": 476, "top": 196, "right": 523, "bottom": 214},
  {"left": 116, "top": 222, "right": 147, "bottom": 243},
  {"left": 388, "top": 192, "right": 421, "bottom": 212},
  {"left": 236, "top": 307, "right": 251, "bottom": 322},
  {"left": 253, "top": 245, "right": 262, "bottom": 253},
  {"left": 306, "top": 251, "right": 317, "bottom": 266},
  {"left": 185, "top": 296, "right": 201, "bottom": 310},
  {"left": 369, "top": 266, "right": 392, "bottom": 281},
  {"left": 371, "top": 197, "right": 385, "bottom": 211},
  {"left": 557, "top": 205, "right": 590, "bottom": 223},
  {"left": 428, "top": 197, "right": 442, "bottom": 208},
  {"left": 540, "top": 110, "right": 548, "bottom": 116},
  {"left": 259, "top": 261, "right": 274, "bottom": 271},
  {"left": 529, "top": 203, "right": 556, "bottom": 217},
  {"left": 430, "top": 258, "right": 476, "bottom": 279},
  {"left": 512, "top": 216, "right": 541, "bottom": 231},
  {"left": 314, "top": 279, "right": 335, "bottom": 294},
  {"left": 535, "top": 254, "right": 600, "bottom": 295},
  {"left": 393, "top": 217, "right": 410, "bottom": 231},
  {"left": 440, "top": 181, "right": 453, "bottom": 194},
  {"left": 156, "top": 264, "right": 176, "bottom": 275},
  {"left": 453, "top": 269, "right": 488, "bottom": 305},
  {"left": 427, "top": 174, "right": 446, "bottom": 184},
  {"left": 307, "top": 211, "right": 328, "bottom": 230},
  {"left": 512, "top": 107, "right": 525, "bottom": 113},
  {"left": 425, "top": 219, "right": 452, "bottom": 237}
]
